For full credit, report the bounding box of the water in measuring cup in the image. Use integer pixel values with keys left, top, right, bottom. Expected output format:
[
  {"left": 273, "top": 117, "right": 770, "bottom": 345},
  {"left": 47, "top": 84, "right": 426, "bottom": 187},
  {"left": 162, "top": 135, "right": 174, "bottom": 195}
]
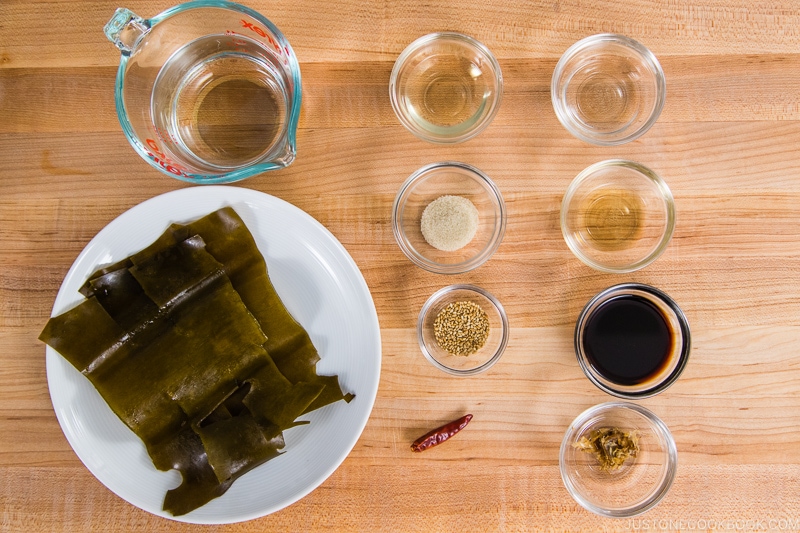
[{"left": 151, "top": 34, "right": 289, "bottom": 170}]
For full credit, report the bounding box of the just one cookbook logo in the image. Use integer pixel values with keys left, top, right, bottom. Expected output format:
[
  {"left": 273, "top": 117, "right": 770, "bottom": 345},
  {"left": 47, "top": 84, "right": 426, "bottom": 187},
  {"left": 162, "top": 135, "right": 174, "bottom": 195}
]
[{"left": 625, "top": 517, "right": 800, "bottom": 531}]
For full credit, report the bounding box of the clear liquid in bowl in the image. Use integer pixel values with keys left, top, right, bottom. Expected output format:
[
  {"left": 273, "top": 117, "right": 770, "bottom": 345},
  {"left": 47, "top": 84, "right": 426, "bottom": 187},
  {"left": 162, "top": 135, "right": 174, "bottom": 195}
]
[{"left": 401, "top": 54, "right": 491, "bottom": 134}]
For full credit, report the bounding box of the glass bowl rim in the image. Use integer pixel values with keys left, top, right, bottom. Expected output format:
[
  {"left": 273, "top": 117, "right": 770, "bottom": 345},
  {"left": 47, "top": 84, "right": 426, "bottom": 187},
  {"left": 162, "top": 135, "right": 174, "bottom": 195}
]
[
  {"left": 416, "top": 284, "right": 510, "bottom": 376},
  {"left": 559, "top": 401, "right": 678, "bottom": 517},
  {"left": 389, "top": 31, "right": 504, "bottom": 144},
  {"left": 550, "top": 33, "right": 666, "bottom": 146},
  {"left": 392, "top": 161, "right": 507, "bottom": 274},
  {"left": 560, "top": 159, "right": 676, "bottom": 274}
]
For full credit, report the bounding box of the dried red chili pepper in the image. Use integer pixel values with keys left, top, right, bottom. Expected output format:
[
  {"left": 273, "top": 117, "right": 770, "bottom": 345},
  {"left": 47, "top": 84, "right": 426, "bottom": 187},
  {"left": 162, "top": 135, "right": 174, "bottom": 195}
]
[{"left": 410, "top": 414, "right": 473, "bottom": 452}]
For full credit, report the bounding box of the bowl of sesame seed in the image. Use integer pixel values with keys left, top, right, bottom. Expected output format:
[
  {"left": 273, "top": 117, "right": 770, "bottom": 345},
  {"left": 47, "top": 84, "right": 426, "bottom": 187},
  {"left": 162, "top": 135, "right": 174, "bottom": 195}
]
[
  {"left": 417, "top": 284, "right": 509, "bottom": 376},
  {"left": 392, "top": 162, "right": 506, "bottom": 274}
]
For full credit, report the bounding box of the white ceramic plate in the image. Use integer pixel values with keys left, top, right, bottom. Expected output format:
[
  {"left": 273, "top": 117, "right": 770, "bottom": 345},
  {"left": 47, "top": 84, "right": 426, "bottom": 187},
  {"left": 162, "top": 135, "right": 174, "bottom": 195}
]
[{"left": 45, "top": 186, "right": 381, "bottom": 524}]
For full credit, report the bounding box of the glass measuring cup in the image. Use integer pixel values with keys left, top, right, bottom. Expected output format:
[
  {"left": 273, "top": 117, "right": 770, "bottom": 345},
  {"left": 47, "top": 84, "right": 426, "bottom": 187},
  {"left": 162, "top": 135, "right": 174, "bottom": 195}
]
[{"left": 104, "top": 1, "right": 301, "bottom": 184}]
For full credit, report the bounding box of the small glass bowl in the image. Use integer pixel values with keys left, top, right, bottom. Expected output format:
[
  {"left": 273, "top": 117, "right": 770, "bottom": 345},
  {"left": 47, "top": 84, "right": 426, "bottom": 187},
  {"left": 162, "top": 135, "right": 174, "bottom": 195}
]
[
  {"left": 390, "top": 32, "right": 503, "bottom": 143},
  {"left": 560, "top": 402, "right": 678, "bottom": 517},
  {"left": 417, "top": 285, "right": 509, "bottom": 376},
  {"left": 561, "top": 159, "right": 675, "bottom": 273},
  {"left": 575, "top": 283, "right": 691, "bottom": 399},
  {"left": 393, "top": 162, "right": 506, "bottom": 274},
  {"left": 552, "top": 34, "right": 665, "bottom": 145}
]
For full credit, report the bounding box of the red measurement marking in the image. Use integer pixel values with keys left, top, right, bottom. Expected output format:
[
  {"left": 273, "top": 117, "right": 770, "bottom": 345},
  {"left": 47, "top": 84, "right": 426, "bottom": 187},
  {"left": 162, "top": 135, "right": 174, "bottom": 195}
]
[
  {"left": 152, "top": 126, "right": 178, "bottom": 146},
  {"left": 240, "top": 19, "right": 282, "bottom": 53},
  {"left": 144, "top": 138, "right": 191, "bottom": 178},
  {"left": 224, "top": 30, "right": 249, "bottom": 52}
]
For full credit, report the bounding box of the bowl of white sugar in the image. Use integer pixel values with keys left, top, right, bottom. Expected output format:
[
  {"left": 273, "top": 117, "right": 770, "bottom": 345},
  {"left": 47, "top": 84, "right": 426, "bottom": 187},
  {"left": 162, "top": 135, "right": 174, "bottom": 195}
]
[{"left": 392, "top": 161, "right": 506, "bottom": 274}]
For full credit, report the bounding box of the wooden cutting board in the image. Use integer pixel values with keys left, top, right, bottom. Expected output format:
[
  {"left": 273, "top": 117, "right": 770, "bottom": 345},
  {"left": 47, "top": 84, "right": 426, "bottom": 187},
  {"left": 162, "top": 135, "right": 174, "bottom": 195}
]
[{"left": 1, "top": 0, "right": 799, "bottom": 531}]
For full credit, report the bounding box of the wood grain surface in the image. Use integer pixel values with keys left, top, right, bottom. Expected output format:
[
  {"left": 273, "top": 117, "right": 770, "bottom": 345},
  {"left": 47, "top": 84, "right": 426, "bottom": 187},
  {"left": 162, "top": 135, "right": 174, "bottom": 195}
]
[{"left": 2, "top": 1, "right": 800, "bottom": 532}]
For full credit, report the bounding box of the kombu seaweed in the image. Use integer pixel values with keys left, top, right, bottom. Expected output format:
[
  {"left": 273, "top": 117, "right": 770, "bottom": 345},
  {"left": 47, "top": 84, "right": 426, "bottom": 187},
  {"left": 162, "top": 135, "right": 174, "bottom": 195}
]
[{"left": 40, "top": 207, "right": 353, "bottom": 515}]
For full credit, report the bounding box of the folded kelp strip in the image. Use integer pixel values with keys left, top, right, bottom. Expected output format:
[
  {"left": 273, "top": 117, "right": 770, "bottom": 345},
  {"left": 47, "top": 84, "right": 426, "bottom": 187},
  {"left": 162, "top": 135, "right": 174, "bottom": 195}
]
[{"left": 40, "top": 207, "right": 353, "bottom": 515}]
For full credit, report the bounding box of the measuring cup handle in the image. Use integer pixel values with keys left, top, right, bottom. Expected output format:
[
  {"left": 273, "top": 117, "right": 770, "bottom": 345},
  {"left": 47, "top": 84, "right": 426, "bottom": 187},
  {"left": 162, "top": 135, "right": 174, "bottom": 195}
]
[{"left": 104, "top": 8, "right": 149, "bottom": 55}]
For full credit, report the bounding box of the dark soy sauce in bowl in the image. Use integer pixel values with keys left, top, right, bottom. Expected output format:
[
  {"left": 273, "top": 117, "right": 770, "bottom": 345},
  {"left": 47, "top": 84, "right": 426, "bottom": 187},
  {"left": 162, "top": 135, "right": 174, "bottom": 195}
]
[
  {"left": 582, "top": 295, "right": 673, "bottom": 386},
  {"left": 574, "top": 283, "right": 691, "bottom": 399}
]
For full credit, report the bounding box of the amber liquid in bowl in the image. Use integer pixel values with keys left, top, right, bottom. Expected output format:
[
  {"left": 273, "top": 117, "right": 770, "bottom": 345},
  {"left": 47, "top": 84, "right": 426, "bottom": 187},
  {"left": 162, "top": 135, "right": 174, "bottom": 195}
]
[{"left": 580, "top": 189, "right": 643, "bottom": 252}]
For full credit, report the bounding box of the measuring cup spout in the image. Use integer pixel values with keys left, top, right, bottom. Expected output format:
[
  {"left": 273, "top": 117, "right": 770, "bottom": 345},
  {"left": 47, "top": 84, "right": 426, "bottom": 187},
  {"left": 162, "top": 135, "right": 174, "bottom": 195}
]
[{"left": 104, "top": 8, "right": 150, "bottom": 55}]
